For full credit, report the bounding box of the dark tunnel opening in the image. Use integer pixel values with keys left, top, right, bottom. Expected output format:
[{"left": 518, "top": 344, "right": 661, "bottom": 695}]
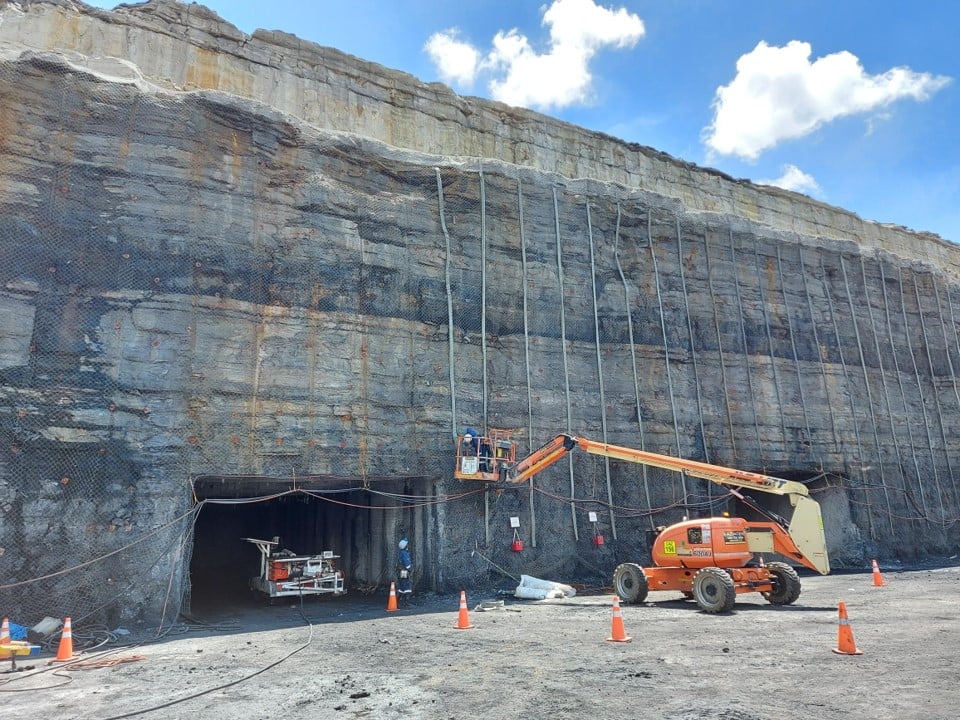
[{"left": 187, "top": 477, "right": 427, "bottom": 614}]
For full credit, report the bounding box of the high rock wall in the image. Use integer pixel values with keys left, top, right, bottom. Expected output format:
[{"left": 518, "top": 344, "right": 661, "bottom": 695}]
[
  {"left": 1, "top": 0, "right": 959, "bottom": 625},
  {"left": 1, "top": 1, "right": 956, "bottom": 254}
]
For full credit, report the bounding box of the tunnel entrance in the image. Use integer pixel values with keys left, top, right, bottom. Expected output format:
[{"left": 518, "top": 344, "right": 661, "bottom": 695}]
[{"left": 188, "top": 475, "right": 432, "bottom": 614}]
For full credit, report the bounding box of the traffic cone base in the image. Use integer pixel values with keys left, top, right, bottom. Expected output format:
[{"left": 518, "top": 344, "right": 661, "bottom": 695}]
[
  {"left": 386, "top": 581, "right": 399, "bottom": 612},
  {"left": 454, "top": 590, "right": 475, "bottom": 629},
  {"left": 871, "top": 559, "right": 885, "bottom": 587},
  {"left": 832, "top": 602, "right": 863, "bottom": 655},
  {"left": 52, "top": 617, "right": 74, "bottom": 662},
  {"left": 607, "top": 596, "right": 632, "bottom": 643}
]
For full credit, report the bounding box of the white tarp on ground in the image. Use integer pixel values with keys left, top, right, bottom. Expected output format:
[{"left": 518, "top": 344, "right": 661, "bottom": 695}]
[{"left": 513, "top": 574, "right": 577, "bottom": 600}]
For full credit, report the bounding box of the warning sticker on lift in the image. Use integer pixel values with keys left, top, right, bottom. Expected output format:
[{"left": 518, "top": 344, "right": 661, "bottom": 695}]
[
  {"left": 723, "top": 530, "right": 746, "bottom": 544},
  {"left": 663, "top": 540, "right": 677, "bottom": 555}
]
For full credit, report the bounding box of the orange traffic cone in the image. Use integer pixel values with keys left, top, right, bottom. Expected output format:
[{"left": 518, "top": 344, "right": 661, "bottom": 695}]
[
  {"left": 0, "top": 617, "right": 9, "bottom": 644},
  {"left": 607, "top": 596, "right": 633, "bottom": 643},
  {"left": 453, "top": 590, "right": 475, "bottom": 630},
  {"left": 52, "top": 617, "right": 74, "bottom": 662},
  {"left": 871, "top": 559, "right": 885, "bottom": 587},
  {"left": 832, "top": 602, "right": 863, "bottom": 655},
  {"left": 386, "top": 581, "right": 399, "bottom": 612}
]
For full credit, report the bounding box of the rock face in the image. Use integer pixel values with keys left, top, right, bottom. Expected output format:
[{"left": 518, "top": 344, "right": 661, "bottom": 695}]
[{"left": 0, "top": 0, "right": 958, "bottom": 625}]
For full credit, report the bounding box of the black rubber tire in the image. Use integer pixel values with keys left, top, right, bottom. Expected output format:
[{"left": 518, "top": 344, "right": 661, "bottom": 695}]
[
  {"left": 612, "top": 563, "right": 649, "bottom": 604},
  {"left": 692, "top": 567, "right": 736, "bottom": 613},
  {"left": 761, "top": 561, "right": 802, "bottom": 605}
]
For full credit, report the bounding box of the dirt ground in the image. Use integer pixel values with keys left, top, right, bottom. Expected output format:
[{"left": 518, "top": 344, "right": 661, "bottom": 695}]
[{"left": 3, "top": 561, "right": 959, "bottom": 720}]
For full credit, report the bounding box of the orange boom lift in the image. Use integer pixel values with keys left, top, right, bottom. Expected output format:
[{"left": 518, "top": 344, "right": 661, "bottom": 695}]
[{"left": 455, "top": 432, "right": 830, "bottom": 613}]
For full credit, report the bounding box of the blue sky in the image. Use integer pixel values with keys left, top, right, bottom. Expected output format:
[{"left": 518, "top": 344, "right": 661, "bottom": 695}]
[{"left": 87, "top": 1, "right": 959, "bottom": 243}]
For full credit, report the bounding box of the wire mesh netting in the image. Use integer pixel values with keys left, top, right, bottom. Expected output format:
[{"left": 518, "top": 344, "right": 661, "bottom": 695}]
[{"left": 2, "top": 46, "right": 960, "bottom": 633}]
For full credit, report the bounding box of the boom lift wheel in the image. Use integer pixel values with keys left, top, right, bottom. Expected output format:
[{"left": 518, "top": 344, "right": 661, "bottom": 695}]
[
  {"left": 761, "top": 561, "right": 802, "bottom": 605},
  {"left": 692, "top": 567, "right": 736, "bottom": 613},
  {"left": 612, "top": 563, "right": 649, "bottom": 604}
]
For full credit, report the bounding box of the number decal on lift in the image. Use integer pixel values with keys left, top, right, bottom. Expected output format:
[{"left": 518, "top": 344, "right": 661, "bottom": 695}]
[{"left": 663, "top": 540, "right": 677, "bottom": 555}]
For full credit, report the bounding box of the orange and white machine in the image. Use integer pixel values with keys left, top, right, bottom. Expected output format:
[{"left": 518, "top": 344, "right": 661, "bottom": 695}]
[
  {"left": 244, "top": 538, "right": 345, "bottom": 599},
  {"left": 455, "top": 431, "right": 830, "bottom": 613}
]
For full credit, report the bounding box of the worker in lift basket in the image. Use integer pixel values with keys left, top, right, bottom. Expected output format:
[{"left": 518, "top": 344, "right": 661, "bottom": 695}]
[
  {"left": 462, "top": 428, "right": 479, "bottom": 456},
  {"left": 397, "top": 538, "right": 413, "bottom": 604},
  {"left": 462, "top": 427, "right": 492, "bottom": 472}
]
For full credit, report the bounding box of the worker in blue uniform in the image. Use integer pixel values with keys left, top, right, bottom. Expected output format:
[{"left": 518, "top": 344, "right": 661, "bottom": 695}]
[
  {"left": 462, "top": 428, "right": 479, "bottom": 456},
  {"left": 462, "top": 427, "right": 493, "bottom": 472},
  {"left": 397, "top": 538, "right": 413, "bottom": 604}
]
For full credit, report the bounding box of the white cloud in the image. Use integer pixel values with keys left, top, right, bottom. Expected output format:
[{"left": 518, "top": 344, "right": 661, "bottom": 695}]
[
  {"left": 424, "top": 29, "right": 482, "bottom": 87},
  {"left": 704, "top": 40, "right": 952, "bottom": 160},
  {"left": 423, "top": 0, "right": 644, "bottom": 111},
  {"left": 757, "top": 164, "right": 821, "bottom": 195}
]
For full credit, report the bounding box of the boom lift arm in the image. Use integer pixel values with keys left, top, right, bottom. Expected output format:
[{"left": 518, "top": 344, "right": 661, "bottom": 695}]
[
  {"left": 506, "top": 433, "right": 830, "bottom": 575},
  {"left": 512, "top": 434, "right": 808, "bottom": 497}
]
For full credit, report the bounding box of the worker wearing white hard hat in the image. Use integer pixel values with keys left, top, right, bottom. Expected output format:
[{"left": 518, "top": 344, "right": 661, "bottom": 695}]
[{"left": 397, "top": 537, "right": 413, "bottom": 602}]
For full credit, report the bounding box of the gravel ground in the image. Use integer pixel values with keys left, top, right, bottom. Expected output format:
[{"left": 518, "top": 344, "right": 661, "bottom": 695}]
[{"left": 2, "top": 562, "right": 959, "bottom": 720}]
